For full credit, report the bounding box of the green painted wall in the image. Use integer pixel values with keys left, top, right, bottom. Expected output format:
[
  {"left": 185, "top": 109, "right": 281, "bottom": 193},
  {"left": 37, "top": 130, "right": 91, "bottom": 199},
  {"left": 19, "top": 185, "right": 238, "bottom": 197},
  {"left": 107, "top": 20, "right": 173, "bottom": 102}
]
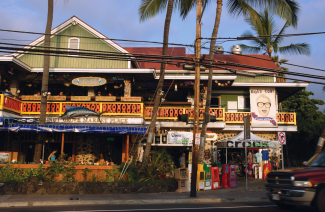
[
  {"left": 213, "top": 93, "right": 250, "bottom": 112},
  {"left": 18, "top": 25, "right": 128, "bottom": 69},
  {"left": 235, "top": 76, "right": 274, "bottom": 83}
]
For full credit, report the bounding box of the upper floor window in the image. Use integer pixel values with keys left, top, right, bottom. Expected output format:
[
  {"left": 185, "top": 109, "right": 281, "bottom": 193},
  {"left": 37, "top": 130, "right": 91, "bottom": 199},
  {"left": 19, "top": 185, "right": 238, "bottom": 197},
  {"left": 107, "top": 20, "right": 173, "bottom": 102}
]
[{"left": 68, "top": 37, "right": 79, "bottom": 56}]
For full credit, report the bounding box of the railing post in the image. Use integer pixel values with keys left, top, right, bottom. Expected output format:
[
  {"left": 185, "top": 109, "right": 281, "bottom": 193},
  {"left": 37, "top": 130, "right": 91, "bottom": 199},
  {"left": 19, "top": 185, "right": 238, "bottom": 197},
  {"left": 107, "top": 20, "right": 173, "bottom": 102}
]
[
  {"left": 100, "top": 103, "right": 103, "bottom": 113},
  {"left": 0, "top": 94, "right": 4, "bottom": 110},
  {"left": 59, "top": 103, "right": 63, "bottom": 116},
  {"left": 141, "top": 103, "right": 143, "bottom": 117}
]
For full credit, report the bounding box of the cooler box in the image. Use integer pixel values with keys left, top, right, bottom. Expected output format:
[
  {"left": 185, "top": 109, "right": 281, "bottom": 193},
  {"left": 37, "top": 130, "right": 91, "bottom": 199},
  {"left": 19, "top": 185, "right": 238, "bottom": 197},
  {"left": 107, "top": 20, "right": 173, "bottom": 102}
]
[
  {"left": 227, "top": 165, "right": 236, "bottom": 187},
  {"left": 210, "top": 166, "right": 220, "bottom": 190},
  {"left": 197, "top": 164, "right": 205, "bottom": 191},
  {"left": 203, "top": 164, "right": 212, "bottom": 190}
]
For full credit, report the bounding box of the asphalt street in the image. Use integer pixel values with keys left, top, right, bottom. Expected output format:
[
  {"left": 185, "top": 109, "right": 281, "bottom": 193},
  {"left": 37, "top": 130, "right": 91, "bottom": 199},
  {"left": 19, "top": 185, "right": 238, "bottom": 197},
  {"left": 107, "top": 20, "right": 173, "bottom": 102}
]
[{"left": 0, "top": 201, "right": 316, "bottom": 212}]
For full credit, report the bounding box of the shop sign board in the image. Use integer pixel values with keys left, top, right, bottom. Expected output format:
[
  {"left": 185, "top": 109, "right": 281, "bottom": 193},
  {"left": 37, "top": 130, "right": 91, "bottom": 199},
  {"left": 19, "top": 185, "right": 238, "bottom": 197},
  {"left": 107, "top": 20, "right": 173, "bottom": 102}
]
[
  {"left": 121, "top": 97, "right": 142, "bottom": 102},
  {"left": 46, "top": 117, "right": 143, "bottom": 124},
  {"left": 71, "top": 96, "right": 91, "bottom": 101},
  {"left": 206, "top": 133, "right": 217, "bottom": 141},
  {"left": 250, "top": 87, "right": 277, "bottom": 128},
  {"left": 215, "top": 140, "right": 278, "bottom": 149},
  {"left": 168, "top": 132, "right": 193, "bottom": 145},
  {"left": 72, "top": 77, "right": 107, "bottom": 87},
  {"left": 0, "top": 152, "right": 9, "bottom": 163}
]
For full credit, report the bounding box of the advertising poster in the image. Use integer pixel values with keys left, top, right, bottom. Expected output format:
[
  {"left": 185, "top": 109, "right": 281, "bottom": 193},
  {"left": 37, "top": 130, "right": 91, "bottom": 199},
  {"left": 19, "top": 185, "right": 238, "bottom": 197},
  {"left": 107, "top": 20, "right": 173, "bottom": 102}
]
[
  {"left": 0, "top": 152, "right": 9, "bottom": 163},
  {"left": 168, "top": 132, "right": 193, "bottom": 145},
  {"left": 250, "top": 87, "right": 277, "bottom": 127}
]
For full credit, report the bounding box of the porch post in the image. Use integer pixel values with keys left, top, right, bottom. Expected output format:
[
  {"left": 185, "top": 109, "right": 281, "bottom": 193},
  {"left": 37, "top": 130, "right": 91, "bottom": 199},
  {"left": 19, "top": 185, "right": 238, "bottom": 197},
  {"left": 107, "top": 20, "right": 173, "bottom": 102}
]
[
  {"left": 126, "top": 135, "right": 129, "bottom": 162},
  {"left": 124, "top": 79, "right": 131, "bottom": 97},
  {"left": 72, "top": 141, "right": 76, "bottom": 162},
  {"left": 61, "top": 133, "right": 64, "bottom": 154}
]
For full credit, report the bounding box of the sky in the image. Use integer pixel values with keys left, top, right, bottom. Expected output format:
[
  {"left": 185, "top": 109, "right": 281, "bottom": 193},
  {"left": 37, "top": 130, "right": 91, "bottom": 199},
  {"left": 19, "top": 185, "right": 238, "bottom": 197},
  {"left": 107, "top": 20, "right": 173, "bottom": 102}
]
[{"left": 0, "top": 0, "right": 324, "bottom": 111}]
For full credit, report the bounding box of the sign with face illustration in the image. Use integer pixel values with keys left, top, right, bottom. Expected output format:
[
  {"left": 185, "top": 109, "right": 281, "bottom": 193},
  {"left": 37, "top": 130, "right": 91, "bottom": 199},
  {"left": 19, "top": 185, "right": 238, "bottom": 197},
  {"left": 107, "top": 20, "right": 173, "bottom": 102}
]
[{"left": 250, "top": 87, "right": 277, "bottom": 127}]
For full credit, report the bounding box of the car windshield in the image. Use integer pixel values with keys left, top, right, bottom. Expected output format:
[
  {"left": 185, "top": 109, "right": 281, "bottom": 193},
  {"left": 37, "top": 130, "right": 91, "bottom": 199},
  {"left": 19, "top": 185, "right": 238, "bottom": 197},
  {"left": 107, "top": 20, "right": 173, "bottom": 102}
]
[{"left": 305, "top": 152, "right": 325, "bottom": 167}]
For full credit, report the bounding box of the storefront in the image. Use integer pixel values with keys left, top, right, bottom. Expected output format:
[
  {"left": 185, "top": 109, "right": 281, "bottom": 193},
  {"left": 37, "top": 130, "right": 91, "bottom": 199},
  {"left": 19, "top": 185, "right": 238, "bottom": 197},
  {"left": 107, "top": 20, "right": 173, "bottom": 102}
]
[{"left": 213, "top": 131, "right": 281, "bottom": 176}]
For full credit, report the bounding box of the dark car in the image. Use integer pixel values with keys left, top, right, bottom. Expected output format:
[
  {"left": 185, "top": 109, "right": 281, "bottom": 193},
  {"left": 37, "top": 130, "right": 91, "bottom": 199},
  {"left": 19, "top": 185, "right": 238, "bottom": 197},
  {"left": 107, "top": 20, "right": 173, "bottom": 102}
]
[{"left": 265, "top": 151, "right": 325, "bottom": 212}]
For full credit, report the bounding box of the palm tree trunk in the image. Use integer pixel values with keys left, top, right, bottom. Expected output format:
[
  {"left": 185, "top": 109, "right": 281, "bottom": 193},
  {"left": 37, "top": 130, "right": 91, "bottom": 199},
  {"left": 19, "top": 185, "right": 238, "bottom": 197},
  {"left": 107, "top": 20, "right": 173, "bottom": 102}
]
[
  {"left": 315, "top": 122, "right": 325, "bottom": 154},
  {"left": 40, "top": 0, "right": 53, "bottom": 124},
  {"left": 34, "top": 0, "right": 53, "bottom": 162},
  {"left": 140, "top": 0, "right": 174, "bottom": 170},
  {"left": 198, "top": 0, "right": 222, "bottom": 164}
]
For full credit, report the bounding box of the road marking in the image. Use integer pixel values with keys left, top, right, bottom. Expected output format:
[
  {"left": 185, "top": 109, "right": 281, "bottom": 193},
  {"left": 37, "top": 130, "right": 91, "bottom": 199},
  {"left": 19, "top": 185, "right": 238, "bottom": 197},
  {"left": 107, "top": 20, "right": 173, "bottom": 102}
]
[{"left": 54, "top": 205, "right": 277, "bottom": 212}]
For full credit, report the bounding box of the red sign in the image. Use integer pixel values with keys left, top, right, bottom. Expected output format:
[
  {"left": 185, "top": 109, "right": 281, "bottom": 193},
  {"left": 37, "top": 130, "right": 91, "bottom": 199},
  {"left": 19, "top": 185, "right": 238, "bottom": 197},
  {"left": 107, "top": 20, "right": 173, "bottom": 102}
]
[{"left": 278, "top": 132, "right": 286, "bottom": 145}]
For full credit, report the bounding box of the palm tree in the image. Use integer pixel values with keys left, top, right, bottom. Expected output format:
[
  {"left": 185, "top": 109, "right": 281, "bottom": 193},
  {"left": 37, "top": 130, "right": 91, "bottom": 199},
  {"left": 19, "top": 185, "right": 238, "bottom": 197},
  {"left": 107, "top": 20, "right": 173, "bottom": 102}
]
[
  {"left": 199, "top": 1, "right": 301, "bottom": 163},
  {"left": 239, "top": 9, "right": 310, "bottom": 57},
  {"left": 139, "top": 0, "right": 302, "bottom": 165},
  {"left": 139, "top": 0, "right": 175, "bottom": 170},
  {"left": 34, "top": 0, "right": 54, "bottom": 162},
  {"left": 271, "top": 55, "right": 288, "bottom": 82}
]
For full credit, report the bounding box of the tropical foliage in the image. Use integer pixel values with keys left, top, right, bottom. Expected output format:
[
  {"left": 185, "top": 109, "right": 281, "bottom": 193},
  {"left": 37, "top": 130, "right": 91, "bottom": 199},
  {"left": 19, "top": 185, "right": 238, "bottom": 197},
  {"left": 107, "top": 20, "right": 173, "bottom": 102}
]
[
  {"left": 282, "top": 89, "right": 325, "bottom": 165},
  {"left": 239, "top": 9, "right": 310, "bottom": 57}
]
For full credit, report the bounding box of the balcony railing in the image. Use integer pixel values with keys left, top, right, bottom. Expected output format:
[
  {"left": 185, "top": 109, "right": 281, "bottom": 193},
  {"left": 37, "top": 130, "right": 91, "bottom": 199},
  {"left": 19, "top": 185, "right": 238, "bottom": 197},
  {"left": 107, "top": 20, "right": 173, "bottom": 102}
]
[
  {"left": 0, "top": 94, "right": 143, "bottom": 117},
  {"left": 144, "top": 107, "right": 225, "bottom": 121},
  {"left": 0, "top": 94, "right": 296, "bottom": 125}
]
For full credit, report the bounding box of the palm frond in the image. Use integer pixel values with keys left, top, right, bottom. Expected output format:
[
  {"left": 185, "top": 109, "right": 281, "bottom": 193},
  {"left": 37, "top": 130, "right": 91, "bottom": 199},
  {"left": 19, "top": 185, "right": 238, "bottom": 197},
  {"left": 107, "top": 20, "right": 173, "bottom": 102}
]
[
  {"left": 227, "top": 0, "right": 262, "bottom": 30},
  {"left": 241, "top": 31, "right": 265, "bottom": 47},
  {"left": 272, "top": 22, "right": 290, "bottom": 48},
  {"left": 279, "top": 43, "right": 311, "bottom": 56},
  {"left": 139, "top": 0, "right": 168, "bottom": 22},
  {"left": 239, "top": 44, "right": 261, "bottom": 54},
  {"left": 240, "top": 0, "right": 300, "bottom": 28}
]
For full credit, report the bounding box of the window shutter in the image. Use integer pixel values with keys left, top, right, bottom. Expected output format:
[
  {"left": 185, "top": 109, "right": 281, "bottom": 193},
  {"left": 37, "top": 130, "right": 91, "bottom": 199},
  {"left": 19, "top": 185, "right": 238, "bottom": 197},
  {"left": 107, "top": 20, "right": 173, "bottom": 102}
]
[{"left": 68, "top": 38, "right": 79, "bottom": 55}]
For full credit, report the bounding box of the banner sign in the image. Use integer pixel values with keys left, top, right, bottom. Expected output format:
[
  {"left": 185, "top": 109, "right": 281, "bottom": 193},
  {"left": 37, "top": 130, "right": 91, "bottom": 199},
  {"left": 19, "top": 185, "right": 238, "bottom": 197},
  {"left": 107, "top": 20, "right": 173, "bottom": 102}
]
[
  {"left": 250, "top": 87, "right": 277, "bottom": 127},
  {"left": 46, "top": 117, "right": 143, "bottom": 124},
  {"left": 168, "top": 132, "right": 193, "bottom": 145},
  {"left": 215, "top": 140, "right": 278, "bottom": 149},
  {"left": 72, "top": 77, "right": 107, "bottom": 87}
]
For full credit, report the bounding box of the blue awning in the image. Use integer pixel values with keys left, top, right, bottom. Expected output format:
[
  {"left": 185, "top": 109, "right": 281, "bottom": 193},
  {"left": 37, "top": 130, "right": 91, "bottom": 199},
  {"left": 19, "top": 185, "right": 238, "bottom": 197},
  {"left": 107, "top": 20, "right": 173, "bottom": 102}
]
[{"left": 0, "top": 123, "right": 148, "bottom": 134}]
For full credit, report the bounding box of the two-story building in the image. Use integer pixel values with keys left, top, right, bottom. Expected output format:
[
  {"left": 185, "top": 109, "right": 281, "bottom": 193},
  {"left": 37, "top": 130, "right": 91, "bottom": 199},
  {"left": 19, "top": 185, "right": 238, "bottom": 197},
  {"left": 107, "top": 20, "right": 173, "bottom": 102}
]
[{"left": 0, "top": 16, "right": 307, "bottom": 167}]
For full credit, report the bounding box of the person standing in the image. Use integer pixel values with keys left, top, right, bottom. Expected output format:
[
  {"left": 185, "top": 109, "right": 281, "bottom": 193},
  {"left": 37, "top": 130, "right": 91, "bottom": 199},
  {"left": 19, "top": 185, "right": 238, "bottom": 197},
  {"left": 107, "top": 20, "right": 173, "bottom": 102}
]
[{"left": 48, "top": 150, "right": 57, "bottom": 163}]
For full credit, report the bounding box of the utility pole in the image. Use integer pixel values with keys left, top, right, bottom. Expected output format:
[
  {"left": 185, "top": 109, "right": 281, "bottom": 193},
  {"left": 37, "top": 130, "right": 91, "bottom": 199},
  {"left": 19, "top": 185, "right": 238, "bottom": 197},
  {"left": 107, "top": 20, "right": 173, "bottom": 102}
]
[{"left": 190, "top": 0, "right": 202, "bottom": 198}]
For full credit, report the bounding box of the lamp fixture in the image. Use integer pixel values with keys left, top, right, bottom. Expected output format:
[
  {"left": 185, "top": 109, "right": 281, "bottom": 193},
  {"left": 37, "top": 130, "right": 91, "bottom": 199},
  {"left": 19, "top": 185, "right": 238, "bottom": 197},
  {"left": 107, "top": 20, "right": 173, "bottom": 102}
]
[
  {"left": 64, "top": 82, "right": 71, "bottom": 87},
  {"left": 26, "top": 83, "right": 32, "bottom": 87}
]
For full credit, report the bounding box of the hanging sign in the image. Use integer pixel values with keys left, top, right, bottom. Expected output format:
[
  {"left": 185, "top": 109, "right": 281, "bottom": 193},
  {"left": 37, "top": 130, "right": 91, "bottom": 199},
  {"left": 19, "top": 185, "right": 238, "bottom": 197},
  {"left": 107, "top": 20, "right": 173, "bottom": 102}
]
[
  {"left": 206, "top": 133, "right": 217, "bottom": 141},
  {"left": 250, "top": 87, "right": 277, "bottom": 128},
  {"left": 72, "top": 77, "right": 107, "bottom": 87},
  {"left": 278, "top": 132, "right": 286, "bottom": 145}
]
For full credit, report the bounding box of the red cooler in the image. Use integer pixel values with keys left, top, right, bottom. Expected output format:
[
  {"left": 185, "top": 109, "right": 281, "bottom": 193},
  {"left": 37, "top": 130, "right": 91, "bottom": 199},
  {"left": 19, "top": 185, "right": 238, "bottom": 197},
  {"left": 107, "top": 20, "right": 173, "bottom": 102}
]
[
  {"left": 227, "top": 165, "right": 236, "bottom": 187},
  {"left": 210, "top": 167, "right": 220, "bottom": 190},
  {"left": 221, "top": 164, "right": 230, "bottom": 189}
]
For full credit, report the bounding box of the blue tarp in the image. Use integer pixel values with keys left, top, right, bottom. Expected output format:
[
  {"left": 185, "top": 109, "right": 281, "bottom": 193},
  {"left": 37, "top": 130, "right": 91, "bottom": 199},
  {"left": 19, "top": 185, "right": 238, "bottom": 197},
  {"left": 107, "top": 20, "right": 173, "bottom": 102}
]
[{"left": 0, "top": 123, "right": 148, "bottom": 134}]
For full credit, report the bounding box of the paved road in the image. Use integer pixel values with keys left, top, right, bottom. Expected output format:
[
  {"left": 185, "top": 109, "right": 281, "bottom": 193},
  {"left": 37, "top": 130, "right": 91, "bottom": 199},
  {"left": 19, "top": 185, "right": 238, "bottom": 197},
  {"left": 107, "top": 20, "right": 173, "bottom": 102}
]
[{"left": 0, "top": 201, "right": 316, "bottom": 212}]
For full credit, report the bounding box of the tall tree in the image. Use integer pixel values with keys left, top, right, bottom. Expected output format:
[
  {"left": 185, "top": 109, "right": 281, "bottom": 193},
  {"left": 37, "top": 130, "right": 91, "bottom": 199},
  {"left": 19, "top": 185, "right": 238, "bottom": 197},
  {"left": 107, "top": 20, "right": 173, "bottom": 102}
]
[
  {"left": 199, "top": 0, "right": 301, "bottom": 162},
  {"left": 315, "top": 86, "right": 325, "bottom": 154},
  {"left": 34, "top": 0, "right": 54, "bottom": 162},
  {"left": 282, "top": 89, "right": 324, "bottom": 163},
  {"left": 139, "top": 0, "right": 175, "bottom": 170},
  {"left": 271, "top": 55, "right": 288, "bottom": 83}
]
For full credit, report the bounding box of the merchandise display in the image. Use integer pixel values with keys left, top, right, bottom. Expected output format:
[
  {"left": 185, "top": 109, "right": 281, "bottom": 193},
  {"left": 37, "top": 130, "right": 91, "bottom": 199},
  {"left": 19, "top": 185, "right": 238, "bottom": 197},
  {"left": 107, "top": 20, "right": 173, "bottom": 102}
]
[{"left": 255, "top": 152, "right": 262, "bottom": 163}]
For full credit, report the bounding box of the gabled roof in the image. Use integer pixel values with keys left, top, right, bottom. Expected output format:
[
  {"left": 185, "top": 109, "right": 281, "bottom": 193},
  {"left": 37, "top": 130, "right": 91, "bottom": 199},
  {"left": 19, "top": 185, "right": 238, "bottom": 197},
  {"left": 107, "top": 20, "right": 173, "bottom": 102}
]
[{"left": 12, "top": 16, "right": 131, "bottom": 57}]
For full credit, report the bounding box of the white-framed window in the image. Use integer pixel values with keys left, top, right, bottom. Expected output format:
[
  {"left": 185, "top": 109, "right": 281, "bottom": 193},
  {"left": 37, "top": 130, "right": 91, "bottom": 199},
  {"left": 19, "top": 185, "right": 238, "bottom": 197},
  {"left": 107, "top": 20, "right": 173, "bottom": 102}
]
[
  {"left": 238, "top": 96, "right": 250, "bottom": 110},
  {"left": 228, "top": 101, "right": 237, "bottom": 112},
  {"left": 68, "top": 37, "right": 80, "bottom": 56}
]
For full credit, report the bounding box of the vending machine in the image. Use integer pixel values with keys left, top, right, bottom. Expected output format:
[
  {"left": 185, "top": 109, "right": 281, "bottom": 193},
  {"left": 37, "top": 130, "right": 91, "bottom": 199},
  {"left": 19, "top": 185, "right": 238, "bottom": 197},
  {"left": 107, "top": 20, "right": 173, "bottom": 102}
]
[
  {"left": 203, "top": 164, "right": 212, "bottom": 190},
  {"left": 210, "top": 166, "right": 220, "bottom": 190},
  {"left": 175, "top": 168, "right": 189, "bottom": 193},
  {"left": 221, "top": 164, "right": 230, "bottom": 188},
  {"left": 228, "top": 165, "right": 236, "bottom": 187},
  {"left": 197, "top": 164, "right": 205, "bottom": 191}
]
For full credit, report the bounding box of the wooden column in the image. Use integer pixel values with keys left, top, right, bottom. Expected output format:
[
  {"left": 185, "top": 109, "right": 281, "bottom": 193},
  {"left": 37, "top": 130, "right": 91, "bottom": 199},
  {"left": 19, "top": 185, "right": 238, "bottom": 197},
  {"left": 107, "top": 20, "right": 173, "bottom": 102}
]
[
  {"left": 61, "top": 133, "right": 64, "bottom": 154},
  {"left": 126, "top": 135, "right": 129, "bottom": 162},
  {"left": 72, "top": 141, "right": 76, "bottom": 162}
]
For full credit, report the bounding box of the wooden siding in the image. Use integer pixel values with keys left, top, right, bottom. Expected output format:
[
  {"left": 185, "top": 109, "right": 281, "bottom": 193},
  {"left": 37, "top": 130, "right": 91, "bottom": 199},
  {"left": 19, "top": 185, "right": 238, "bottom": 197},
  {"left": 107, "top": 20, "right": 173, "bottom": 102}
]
[
  {"left": 18, "top": 25, "right": 128, "bottom": 69},
  {"left": 234, "top": 75, "right": 274, "bottom": 83}
]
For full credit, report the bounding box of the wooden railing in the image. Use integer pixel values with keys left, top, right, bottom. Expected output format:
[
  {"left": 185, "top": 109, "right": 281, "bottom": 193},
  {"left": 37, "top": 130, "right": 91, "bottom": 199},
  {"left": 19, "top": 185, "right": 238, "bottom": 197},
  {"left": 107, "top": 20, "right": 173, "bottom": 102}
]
[
  {"left": 0, "top": 95, "right": 296, "bottom": 125},
  {"left": 225, "top": 112, "right": 296, "bottom": 125},
  {"left": 144, "top": 107, "right": 225, "bottom": 121}
]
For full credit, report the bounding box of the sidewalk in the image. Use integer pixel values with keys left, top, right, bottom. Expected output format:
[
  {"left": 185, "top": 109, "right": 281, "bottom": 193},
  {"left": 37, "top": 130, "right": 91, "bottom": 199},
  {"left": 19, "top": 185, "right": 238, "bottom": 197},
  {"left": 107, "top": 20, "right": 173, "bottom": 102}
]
[{"left": 0, "top": 178, "right": 268, "bottom": 207}]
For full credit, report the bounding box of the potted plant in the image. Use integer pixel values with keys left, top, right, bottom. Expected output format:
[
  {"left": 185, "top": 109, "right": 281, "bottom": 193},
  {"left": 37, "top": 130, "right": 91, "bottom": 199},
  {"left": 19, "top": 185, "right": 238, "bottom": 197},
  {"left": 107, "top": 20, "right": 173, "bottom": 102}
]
[
  {"left": 67, "top": 156, "right": 72, "bottom": 162},
  {"left": 58, "top": 152, "right": 67, "bottom": 163}
]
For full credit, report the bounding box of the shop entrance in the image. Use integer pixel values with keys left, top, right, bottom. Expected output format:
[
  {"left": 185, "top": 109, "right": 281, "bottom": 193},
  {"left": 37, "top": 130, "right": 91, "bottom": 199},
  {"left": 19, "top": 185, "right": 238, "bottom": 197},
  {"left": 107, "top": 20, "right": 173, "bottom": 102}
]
[{"left": 151, "top": 146, "right": 191, "bottom": 168}]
